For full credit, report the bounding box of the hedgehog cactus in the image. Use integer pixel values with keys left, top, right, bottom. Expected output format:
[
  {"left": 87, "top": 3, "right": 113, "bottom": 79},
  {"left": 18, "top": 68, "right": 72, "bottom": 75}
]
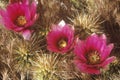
[
  {"left": 32, "top": 53, "right": 61, "bottom": 80},
  {"left": 0, "top": 0, "right": 120, "bottom": 80}
]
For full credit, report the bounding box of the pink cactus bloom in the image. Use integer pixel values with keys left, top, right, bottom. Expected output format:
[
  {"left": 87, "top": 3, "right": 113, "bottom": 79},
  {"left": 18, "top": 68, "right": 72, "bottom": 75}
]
[
  {"left": 74, "top": 33, "right": 116, "bottom": 74},
  {"left": 0, "top": 0, "right": 38, "bottom": 40},
  {"left": 47, "top": 20, "right": 74, "bottom": 53}
]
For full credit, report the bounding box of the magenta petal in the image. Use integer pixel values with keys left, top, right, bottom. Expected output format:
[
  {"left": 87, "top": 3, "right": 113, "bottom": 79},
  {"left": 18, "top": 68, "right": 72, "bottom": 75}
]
[
  {"left": 7, "top": 3, "right": 23, "bottom": 21},
  {"left": 86, "top": 33, "right": 98, "bottom": 50},
  {"left": 100, "top": 34, "right": 107, "bottom": 43},
  {"left": 86, "top": 33, "right": 107, "bottom": 53},
  {"left": 47, "top": 46, "right": 59, "bottom": 53},
  {"left": 0, "top": 9, "right": 6, "bottom": 18},
  {"left": 74, "top": 60, "right": 100, "bottom": 74},
  {"left": 100, "top": 43, "right": 114, "bottom": 61},
  {"left": 22, "top": 29, "right": 32, "bottom": 40},
  {"left": 25, "top": 14, "right": 38, "bottom": 27},
  {"left": 74, "top": 40, "right": 87, "bottom": 62},
  {"left": 47, "top": 31, "right": 61, "bottom": 52},
  {"left": 0, "top": 9, "right": 7, "bottom": 24},
  {"left": 30, "top": 0, "right": 37, "bottom": 17},
  {"left": 100, "top": 56, "right": 116, "bottom": 68},
  {"left": 0, "top": 9, "right": 17, "bottom": 30},
  {"left": 13, "top": 26, "right": 24, "bottom": 32},
  {"left": 22, "top": 0, "right": 29, "bottom": 5},
  {"left": 24, "top": 7, "right": 31, "bottom": 22}
]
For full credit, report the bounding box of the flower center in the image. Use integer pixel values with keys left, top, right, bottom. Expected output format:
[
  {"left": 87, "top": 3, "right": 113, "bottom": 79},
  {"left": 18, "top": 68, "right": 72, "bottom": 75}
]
[
  {"left": 87, "top": 51, "right": 100, "bottom": 65},
  {"left": 16, "top": 16, "right": 27, "bottom": 26},
  {"left": 58, "top": 39, "right": 67, "bottom": 48}
]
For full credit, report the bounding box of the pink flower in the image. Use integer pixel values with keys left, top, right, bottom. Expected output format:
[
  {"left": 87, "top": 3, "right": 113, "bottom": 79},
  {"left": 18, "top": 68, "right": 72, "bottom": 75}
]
[
  {"left": 74, "top": 33, "right": 116, "bottom": 74},
  {"left": 47, "top": 20, "right": 75, "bottom": 53},
  {"left": 0, "top": 0, "right": 38, "bottom": 40}
]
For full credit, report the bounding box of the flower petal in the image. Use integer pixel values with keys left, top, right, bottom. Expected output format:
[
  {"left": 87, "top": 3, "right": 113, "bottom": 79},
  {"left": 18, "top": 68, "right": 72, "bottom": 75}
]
[
  {"left": 30, "top": 0, "right": 37, "bottom": 17},
  {"left": 74, "top": 40, "right": 87, "bottom": 62},
  {"left": 86, "top": 33, "right": 99, "bottom": 50},
  {"left": 86, "top": 33, "right": 106, "bottom": 54},
  {"left": 22, "top": 29, "right": 32, "bottom": 40},
  {"left": 25, "top": 14, "right": 38, "bottom": 27},
  {"left": 100, "top": 43, "right": 114, "bottom": 61},
  {"left": 100, "top": 34, "right": 107, "bottom": 43},
  {"left": 74, "top": 60, "right": 100, "bottom": 74},
  {"left": 101, "top": 56, "right": 116, "bottom": 68},
  {"left": 58, "top": 20, "right": 66, "bottom": 27},
  {"left": 22, "top": 0, "right": 29, "bottom": 5}
]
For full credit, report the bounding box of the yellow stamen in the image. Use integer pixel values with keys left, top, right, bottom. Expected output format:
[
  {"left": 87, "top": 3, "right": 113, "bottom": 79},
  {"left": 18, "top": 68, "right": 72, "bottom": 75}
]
[
  {"left": 87, "top": 51, "right": 100, "bottom": 65},
  {"left": 58, "top": 39, "right": 67, "bottom": 48},
  {"left": 16, "top": 16, "right": 27, "bottom": 26}
]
